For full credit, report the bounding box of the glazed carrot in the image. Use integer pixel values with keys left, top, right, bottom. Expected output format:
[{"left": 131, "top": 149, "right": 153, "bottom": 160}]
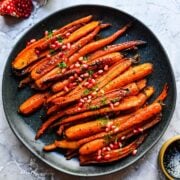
[
  {"left": 68, "top": 23, "right": 131, "bottom": 65},
  {"left": 80, "top": 134, "right": 146, "bottom": 165},
  {"left": 46, "top": 91, "right": 67, "bottom": 103},
  {"left": 35, "top": 111, "right": 65, "bottom": 139},
  {"left": 12, "top": 15, "right": 93, "bottom": 70},
  {"left": 52, "top": 57, "right": 131, "bottom": 107},
  {"left": 59, "top": 86, "right": 154, "bottom": 126},
  {"left": 154, "top": 83, "right": 168, "bottom": 103},
  {"left": 79, "top": 102, "right": 162, "bottom": 155},
  {"left": 51, "top": 79, "right": 70, "bottom": 93},
  {"left": 88, "top": 40, "right": 146, "bottom": 61},
  {"left": 19, "top": 92, "right": 50, "bottom": 115},
  {"left": 102, "top": 63, "right": 153, "bottom": 92},
  {"left": 42, "top": 52, "right": 123, "bottom": 84}
]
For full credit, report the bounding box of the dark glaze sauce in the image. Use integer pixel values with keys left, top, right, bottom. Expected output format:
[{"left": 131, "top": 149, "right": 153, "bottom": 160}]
[{"left": 163, "top": 140, "right": 180, "bottom": 179}]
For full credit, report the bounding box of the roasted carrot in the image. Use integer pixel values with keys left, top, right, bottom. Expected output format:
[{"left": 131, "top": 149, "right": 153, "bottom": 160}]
[
  {"left": 80, "top": 134, "right": 146, "bottom": 165},
  {"left": 59, "top": 86, "right": 154, "bottom": 126},
  {"left": 18, "top": 76, "right": 32, "bottom": 88},
  {"left": 51, "top": 79, "right": 70, "bottom": 93},
  {"left": 102, "top": 63, "right": 153, "bottom": 92},
  {"left": 19, "top": 92, "right": 49, "bottom": 115},
  {"left": 79, "top": 102, "right": 162, "bottom": 155},
  {"left": 12, "top": 15, "right": 93, "bottom": 70},
  {"left": 68, "top": 23, "right": 131, "bottom": 65},
  {"left": 88, "top": 40, "right": 146, "bottom": 61}
]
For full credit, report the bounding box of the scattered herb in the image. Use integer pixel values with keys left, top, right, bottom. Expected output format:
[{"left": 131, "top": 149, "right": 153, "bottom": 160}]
[
  {"left": 104, "top": 134, "right": 113, "bottom": 144},
  {"left": 91, "top": 85, "right": 98, "bottom": 91},
  {"left": 57, "top": 35, "right": 63, "bottom": 42},
  {"left": 57, "top": 61, "right": 67, "bottom": 69},
  {"left": 83, "top": 89, "right": 90, "bottom": 95},
  {"left": 83, "top": 56, "right": 88, "bottom": 61},
  {"left": 89, "top": 105, "right": 100, "bottom": 110},
  {"left": 103, "top": 46, "right": 108, "bottom": 50},
  {"left": 48, "top": 30, "right": 53, "bottom": 38},
  {"left": 98, "top": 117, "right": 109, "bottom": 126},
  {"left": 49, "top": 49, "right": 55, "bottom": 55},
  {"left": 100, "top": 97, "right": 107, "bottom": 105},
  {"left": 111, "top": 97, "right": 120, "bottom": 103},
  {"left": 88, "top": 70, "right": 94, "bottom": 76}
]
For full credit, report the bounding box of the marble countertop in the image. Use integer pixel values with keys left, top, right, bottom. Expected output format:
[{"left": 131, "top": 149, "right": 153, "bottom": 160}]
[{"left": 0, "top": 0, "right": 180, "bottom": 179}]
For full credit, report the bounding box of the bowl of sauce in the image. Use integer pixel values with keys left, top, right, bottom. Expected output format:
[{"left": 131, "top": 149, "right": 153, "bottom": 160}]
[{"left": 159, "top": 135, "right": 180, "bottom": 179}]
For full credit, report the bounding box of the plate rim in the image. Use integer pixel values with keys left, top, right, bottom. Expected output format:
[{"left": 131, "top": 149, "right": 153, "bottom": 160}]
[{"left": 2, "top": 4, "right": 177, "bottom": 177}]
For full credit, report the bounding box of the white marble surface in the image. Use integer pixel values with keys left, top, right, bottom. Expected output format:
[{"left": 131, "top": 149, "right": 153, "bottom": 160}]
[{"left": 0, "top": 0, "right": 180, "bottom": 179}]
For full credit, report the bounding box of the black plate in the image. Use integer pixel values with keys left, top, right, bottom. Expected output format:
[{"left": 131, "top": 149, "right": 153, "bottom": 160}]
[{"left": 2, "top": 5, "right": 176, "bottom": 176}]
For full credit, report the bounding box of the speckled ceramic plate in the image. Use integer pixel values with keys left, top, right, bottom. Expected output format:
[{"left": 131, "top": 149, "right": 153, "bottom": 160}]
[{"left": 2, "top": 5, "right": 176, "bottom": 177}]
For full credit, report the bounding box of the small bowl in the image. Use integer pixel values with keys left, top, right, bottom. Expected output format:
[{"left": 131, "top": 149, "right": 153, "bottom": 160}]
[{"left": 159, "top": 135, "right": 180, "bottom": 180}]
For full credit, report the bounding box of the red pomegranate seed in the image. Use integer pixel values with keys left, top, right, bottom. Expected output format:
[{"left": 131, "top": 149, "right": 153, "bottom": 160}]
[
  {"left": 114, "top": 102, "right": 120, "bottom": 106},
  {"left": 102, "top": 147, "right": 107, "bottom": 151},
  {"left": 70, "top": 64, "right": 74, "bottom": 69},
  {"left": 98, "top": 69, "right": 103, "bottom": 74},
  {"left": 50, "top": 44, "right": 56, "bottom": 49},
  {"left": 30, "top": 39, "right": 36, "bottom": 43},
  {"left": 87, "top": 99, "right": 91, "bottom": 103},
  {"left": 111, "top": 125, "right": 116, "bottom": 130},
  {"left": 62, "top": 44, "right": 67, "bottom": 50},
  {"left": 74, "top": 73, "right": 78, "bottom": 78},
  {"left": 65, "top": 32, "right": 71, "bottom": 38},
  {"left": 80, "top": 98, "right": 85, "bottom": 103},
  {"left": 107, "top": 121, "right": 113, "bottom": 128},
  {"left": 75, "top": 62, "right": 80, "bottom": 68},
  {"left": 96, "top": 155, "right": 102, "bottom": 160},
  {"left": 119, "top": 142, "right": 122, "bottom": 148},
  {"left": 113, "top": 127, "right": 119, "bottom": 133},
  {"left": 78, "top": 77, "right": 83, "bottom": 82},
  {"left": 64, "top": 86, "right": 69, "bottom": 92},
  {"left": 105, "top": 127, "right": 110, "bottom": 132},
  {"left": 133, "top": 129, "right": 138, "bottom": 134},
  {"left": 44, "top": 30, "right": 48, "bottom": 36},
  {"left": 132, "top": 149, "right": 137, "bottom": 156},
  {"left": 62, "top": 69, "right": 66, "bottom": 73},
  {"left": 69, "top": 76, "right": 74, "bottom": 80},
  {"left": 83, "top": 82, "right": 89, "bottom": 87},
  {"left": 138, "top": 127, "right": 143, "bottom": 133},
  {"left": 68, "top": 83, "right": 74, "bottom": 88},
  {"left": 104, "top": 154, "right": 110, "bottom": 160},
  {"left": 46, "top": 54, "right": 51, "bottom": 58},
  {"left": 91, "top": 79, "right": 96, "bottom": 84},
  {"left": 87, "top": 83, "right": 93, "bottom": 89},
  {"left": 110, "top": 103, "right": 114, "bottom": 109},
  {"left": 104, "top": 65, "right": 109, "bottom": 71},
  {"left": 88, "top": 95, "right": 92, "bottom": 99},
  {"left": 107, "top": 147, "right": 111, "bottom": 151},
  {"left": 121, "top": 136, "right": 126, "bottom": 140},
  {"left": 58, "top": 52, "right": 64, "bottom": 58},
  {"left": 52, "top": 29, "right": 57, "bottom": 33},
  {"left": 109, "top": 143, "right": 114, "bottom": 149},
  {"left": 35, "top": 49, "right": 40, "bottom": 55},
  {"left": 83, "top": 97, "right": 88, "bottom": 101},
  {"left": 72, "top": 82, "right": 77, "bottom": 86},
  {"left": 82, "top": 64, "right": 88, "bottom": 69},
  {"left": 78, "top": 102, "right": 83, "bottom": 108},
  {"left": 83, "top": 73, "right": 89, "bottom": 77},
  {"left": 98, "top": 149, "right": 102, "bottom": 156},
  {"left": 113, "top": 144, "right": 119, "bottom": 149},
  {"left": 93, "top": 73, "right": 98, "bottom": 78},
  {"left": 78, "top": 107, "right": 81, "bottom": 111},
  {"left": 80, "top": 74, "right": 84, "bottom": 78},
  {"left": 67, "top": 43, "right": 71, "bottom": 49}
]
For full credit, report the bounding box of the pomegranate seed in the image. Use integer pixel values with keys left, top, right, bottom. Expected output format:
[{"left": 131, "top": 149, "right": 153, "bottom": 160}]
[
  {"left": 72, "top": 82, "right": 77, "bottom": 86},
  {"left": 52, "top": 29, "right": 57, "bottom": 33},
  {"left": 70, "top": 64, "right": 74, "bottom": 69},
  {"left": 104, "top": 154, "right": 110, "bottom": 160},
  {"left": 133, "top": 129, "right": 138, "bottom": 134},
  {"left": 58, "top": 52, "right": 64, "bottom": 58},
  {"left": 114, "top": 102, "right": 120, "bottom": 106},
  {"left": 78, "top": 77, "right": 83, "bottom": 82},
  {"left": 80, "top": 74, "right": 84, "bottom": 78},
  {"left": 102, "top": 147, "right": 107, "bottom": 151},
  {"left": 83, "top": 73, "right": 89, "bottom": 77},
  {"left": 50, "top": 44, "right": 56, "bottom": 49},
  {"left": 87, "top": 83, "right": 93, "bottom": 89},
  {"left": 88, "top": 95, "right": 92, "bottom": 99},
  {"left": 74, "top": 73, "right": 78, "bottom": 78},
  {"left": 78, "top": 107, "right": 81, "bottom": 111},
  {"left": 46, "top": 54, "right": 51, "bottom": 58},
  {"left": 105, "top": 127, "right": 110, "bottom": 132},
  {"left": 75, "top": 62, "right": 80, "bottom": 68},
  {"left": 83, "top": 82, "right": 89, "bottom": 87},
  {"left": 78, "top": 102, "right": 83, "bottom": 107},
  {"left": 98, "top": 149, "right": 102, "bottom": 156},
  {"left": 62, "top": 44, "right": 67, "bottom": 50},
  {"left": 69, "top": 76, "right": 74, "bottom": 80},
  {"left": 107, "top": 147, "right": 111, "bottom": 151},
  {"left": 82, "top": 64, "right": 88, "bottom": 69},
  {"left": 65, "top": 32, "right": 71, "bottom": 38},
  {"left": 132, "top": 149, "right": 137, "bottom": 156},
  {"left": 80, "top": 98, "right": 85, "bottom": 103},
  {"left": 98, "top": 69, "right": 103, "bottom": 74},
  {"left": 111, "top": 125, "right": 116, "bottom": 129},
  {"left": 67, "top": 43, "right": 71, "bottom": 49},
  {"left": 110, "top": 143, "right": 114, "bottom": 149},
  {"left": 64, "top": 86, "right": 69, "bottom": 92},
  {"left": 78, "top": 56, "right": 83, "bottom": 61},
  {"left": 68, "top": 83, "right": 74, "bottom": 88},
  {"left": 30, "top": 39, "right": 36, "bottom": 43},
  {"left": 62, "top": 69, "right": 66, "bottom": 73},
  {"left": 121, "top": 136, "right": 126, "bottom": 140},
  {"left": 83, "top": 97, "right": 88, "bottom": 101},
  {"left": 96, "top": 155, "right": 102, "bottom": 160},
  {"left": 91, "top": 79, "right": 96, "bottom": 84},
  {"left": 104, "top": 65, "right": 109, "bottom": 71},
  {"left": 113, "top": 144, "right": 119, "bottom": 149},
  {"left": 92, "top": 91, "right": 97, "bottom": 96},
  {"left": 35, "top": 49, "right": 40, "bottom": 55},
  {"left": 119, "top": 142, "right": 122, "bottom": 148},
  {"left": 44, "top": 30, "right": 48, "bottom": 36},
  {"left": 113, "top": 127, "right": 119, "bottom": 133},
  {"left": 110, "top": 103, "right": 114, "bottom": 109},
  {"left": 138, "top": 128, "right": 143, "bottom": 133}
]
